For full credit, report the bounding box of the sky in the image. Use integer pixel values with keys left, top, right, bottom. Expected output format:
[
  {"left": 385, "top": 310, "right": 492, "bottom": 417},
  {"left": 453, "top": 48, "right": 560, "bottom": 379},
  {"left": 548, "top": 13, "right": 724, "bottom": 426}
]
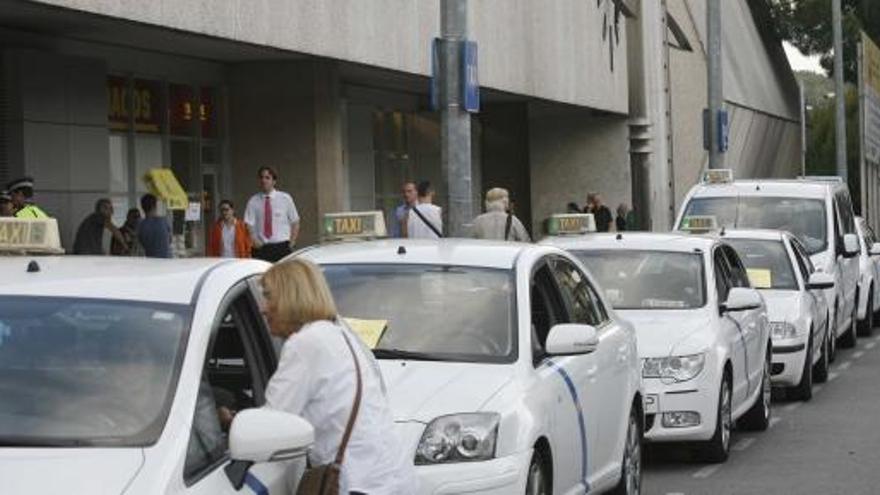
[{"left": 784, "top": 41, "right": 824, "bottom": 73}]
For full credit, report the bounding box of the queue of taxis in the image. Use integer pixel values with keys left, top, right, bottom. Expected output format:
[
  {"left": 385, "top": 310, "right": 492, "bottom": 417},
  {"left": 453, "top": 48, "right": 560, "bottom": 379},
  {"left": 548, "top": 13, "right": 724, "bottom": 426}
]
[
  {"left": 295, "top": 212, "right": 645, "bottom": 495},
  {"left": 0, "top": 218, "right": 313, "bottom": 495},
  {"left": 676, "top": 170, "right": 861, "bottom": 356},
  {"left": 542, "top": 229, "right": 772, "bottom": 462}
]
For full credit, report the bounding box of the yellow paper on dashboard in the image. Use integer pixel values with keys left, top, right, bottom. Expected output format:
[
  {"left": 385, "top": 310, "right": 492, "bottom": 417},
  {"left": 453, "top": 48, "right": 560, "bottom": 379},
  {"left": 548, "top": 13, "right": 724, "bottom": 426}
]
[
  {"left": 343, "top": 317, "right": 388, "bottom": 348},
  {"left": 746, "top": 268, "right": 772, "bottom": 289}
]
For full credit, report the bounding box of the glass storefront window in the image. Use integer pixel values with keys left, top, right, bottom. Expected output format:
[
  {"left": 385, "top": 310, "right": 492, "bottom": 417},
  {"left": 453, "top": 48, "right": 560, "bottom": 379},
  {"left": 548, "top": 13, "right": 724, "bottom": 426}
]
[
  {"left": 200, "top": 87, "right": 217, "bottom": 139},
  {"left": 170, "top": 84, "right": 196, "bottom": 137},
  {"left": 109, "top": 133, "right": 128, "bottom": 194}
]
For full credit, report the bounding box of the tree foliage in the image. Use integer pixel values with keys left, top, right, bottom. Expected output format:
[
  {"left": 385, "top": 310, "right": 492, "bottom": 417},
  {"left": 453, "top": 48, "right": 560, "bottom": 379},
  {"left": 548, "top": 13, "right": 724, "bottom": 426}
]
[
  {"left": 805, "top": 86, "right": 862, "bottom": 211},
  {"left": 769, "top": 0, "right": 880, "bottom": 82}
]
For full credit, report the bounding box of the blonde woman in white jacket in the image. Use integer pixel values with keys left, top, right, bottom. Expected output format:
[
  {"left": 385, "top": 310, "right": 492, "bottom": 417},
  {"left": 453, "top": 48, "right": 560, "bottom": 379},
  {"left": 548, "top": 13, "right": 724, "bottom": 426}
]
[{"left": 260, "top": 259, "right": 417, "bottom": 494}]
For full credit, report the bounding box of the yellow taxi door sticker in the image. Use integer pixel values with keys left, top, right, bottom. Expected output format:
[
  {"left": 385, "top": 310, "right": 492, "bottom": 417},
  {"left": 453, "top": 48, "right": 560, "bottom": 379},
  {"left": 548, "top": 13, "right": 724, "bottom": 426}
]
[
  {"left": 343, "top": 317, "right": 388, "bottom": 348},
  {"left": 746, "top": 268, "right": 773, "bottom": 289}
]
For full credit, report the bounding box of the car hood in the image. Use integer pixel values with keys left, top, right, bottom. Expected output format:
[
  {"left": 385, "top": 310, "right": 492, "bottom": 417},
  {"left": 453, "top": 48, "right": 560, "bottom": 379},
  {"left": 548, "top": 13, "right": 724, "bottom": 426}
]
[
  {"left": 0, "top": 448, "right": 143, "bottom": 494},
  {"left": 620, "top": 309, "right": 715, "bottom": 357},
  {"left": 379, "top": 360, "right": 514, "bottom": 423},
  {"left": 760, "top": 290, "right": 801, "bottom": 323}
]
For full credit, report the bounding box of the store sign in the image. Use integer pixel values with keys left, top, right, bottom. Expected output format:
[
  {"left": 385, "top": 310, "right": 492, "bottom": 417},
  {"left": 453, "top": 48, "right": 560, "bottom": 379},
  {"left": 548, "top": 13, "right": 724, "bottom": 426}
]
[
  {"left": 862, "top": 32, "right": 880, "bottom": 165},
  {"left": 107, "top": 77, "right": 161, "bottom": 133}
]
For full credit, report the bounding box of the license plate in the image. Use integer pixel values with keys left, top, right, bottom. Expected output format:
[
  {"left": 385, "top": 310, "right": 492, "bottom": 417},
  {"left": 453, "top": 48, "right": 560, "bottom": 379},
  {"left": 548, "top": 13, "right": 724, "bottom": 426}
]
[{"left": 644, "top": 394, "right": 659, "bottom": 414}]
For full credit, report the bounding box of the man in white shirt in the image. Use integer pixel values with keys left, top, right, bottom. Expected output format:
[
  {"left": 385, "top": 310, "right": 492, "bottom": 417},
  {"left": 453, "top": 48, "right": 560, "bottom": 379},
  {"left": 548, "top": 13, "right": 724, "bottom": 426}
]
[
  {"left": 243, "top": 166, "right": 300, "bottom": 262},
  {"left": 405, "top": 181, "right": 443, "bottom": 239}
]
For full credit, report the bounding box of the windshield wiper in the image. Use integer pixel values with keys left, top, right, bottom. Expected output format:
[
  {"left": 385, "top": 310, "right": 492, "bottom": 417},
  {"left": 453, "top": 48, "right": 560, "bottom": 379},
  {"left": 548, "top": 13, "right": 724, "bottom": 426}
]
[
  {"left": 373, "top": 348, "right": 455, "bottom": 361},
  {"left": 0, "top": 436, "right": 96, "bottom": 447}
]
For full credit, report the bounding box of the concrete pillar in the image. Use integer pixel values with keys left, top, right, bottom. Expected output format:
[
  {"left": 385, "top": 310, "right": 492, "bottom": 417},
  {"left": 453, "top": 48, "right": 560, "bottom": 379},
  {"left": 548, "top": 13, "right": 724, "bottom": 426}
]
[
  {"left": 627, "top": 0, "right": 673, "bottom": 230},
  {"left": 229, "top": 60, "right": 345, "bottom": 247}
]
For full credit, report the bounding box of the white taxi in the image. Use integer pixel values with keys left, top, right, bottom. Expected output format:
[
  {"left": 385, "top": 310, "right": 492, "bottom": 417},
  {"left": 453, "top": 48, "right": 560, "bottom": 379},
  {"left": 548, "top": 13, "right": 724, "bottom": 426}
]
[
  {"left": 542, "top": 233, "right": 772, "bottom": 463},
  {"left": 0, "top": 219, "right": 312, "bottom": 494},
  {"left": 676, "top": 171, "right": 861, "bottom": 357},
  {"left": 721, "top": 230, "right": 834, "bottom": 400},
  {"left": 294, "top": 237, "right": 644, "bottom": 494},
  {"left": 854, "top": 216, "right": 880, "bottom": 336}
]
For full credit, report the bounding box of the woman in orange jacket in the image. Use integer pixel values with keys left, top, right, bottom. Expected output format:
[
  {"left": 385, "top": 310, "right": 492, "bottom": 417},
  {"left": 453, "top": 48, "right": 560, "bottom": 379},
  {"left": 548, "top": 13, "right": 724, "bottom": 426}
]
[{"left": 208, "top": 199, "right": 253, "bottom": 258}]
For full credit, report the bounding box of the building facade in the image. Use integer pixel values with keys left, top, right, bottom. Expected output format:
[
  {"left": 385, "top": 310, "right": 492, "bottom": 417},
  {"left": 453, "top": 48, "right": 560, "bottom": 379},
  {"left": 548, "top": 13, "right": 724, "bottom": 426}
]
[{"left": 0, "top": 0, "right": 800, "bottom": 250}]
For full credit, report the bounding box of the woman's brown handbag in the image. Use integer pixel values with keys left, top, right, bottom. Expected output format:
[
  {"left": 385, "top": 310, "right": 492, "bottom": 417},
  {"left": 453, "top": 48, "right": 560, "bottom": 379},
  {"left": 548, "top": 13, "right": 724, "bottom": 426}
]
[{"left": 296, "top": 330, "right": 363, "bottom": 495}]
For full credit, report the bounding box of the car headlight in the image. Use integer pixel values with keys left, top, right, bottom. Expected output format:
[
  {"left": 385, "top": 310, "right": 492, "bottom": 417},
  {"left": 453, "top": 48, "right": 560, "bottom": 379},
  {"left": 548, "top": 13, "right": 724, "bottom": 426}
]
[
  {"left": 643, "top": 353, "right": 706, "bottom": 382},
  {"left": 769, "top": 321, "right": 799, "bottom": 340},
  {"left": 415, "top": 413, "right": 499, "bottom": 464}
]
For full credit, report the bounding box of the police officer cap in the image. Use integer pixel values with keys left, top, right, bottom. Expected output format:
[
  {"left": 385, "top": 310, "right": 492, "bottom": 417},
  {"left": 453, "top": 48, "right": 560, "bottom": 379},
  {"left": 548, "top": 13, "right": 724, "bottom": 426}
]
[
  {"left": 0, "top": 190, "right": 9, "bottom": 202},
  {"left": 6, "top": 177, "right": 34, "bottom": 193}
]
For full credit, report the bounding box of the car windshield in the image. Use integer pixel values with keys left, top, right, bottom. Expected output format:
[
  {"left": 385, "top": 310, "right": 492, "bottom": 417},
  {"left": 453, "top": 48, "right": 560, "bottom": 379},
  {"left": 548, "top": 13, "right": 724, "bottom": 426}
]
[
  {"left": 0, "top": 297, "right": 190, "bottom": 447},
  {"left": 682, "top": 197, "right": 827, "bottom": 254},
  {"left": 725, "top": 239, "right": 798, "bottom": 290},
  {"left": 572, "top": 250, "right": 706, "bottom": 310},
  {"left": 322, "top": 264, "right": 516, "bottom": 363}
]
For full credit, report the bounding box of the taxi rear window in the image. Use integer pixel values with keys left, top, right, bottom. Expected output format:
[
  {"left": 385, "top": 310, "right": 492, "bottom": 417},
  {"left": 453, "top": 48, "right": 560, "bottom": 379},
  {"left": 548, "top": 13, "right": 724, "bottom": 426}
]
[{"left": 322, "top": 264, "right": 516, "bottom": 363}]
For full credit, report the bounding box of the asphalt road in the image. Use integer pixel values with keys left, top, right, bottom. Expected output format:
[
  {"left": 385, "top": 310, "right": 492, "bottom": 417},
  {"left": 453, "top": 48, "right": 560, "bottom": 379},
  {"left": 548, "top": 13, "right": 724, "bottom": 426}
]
[{"left": 643, "top": 330, "right": 880, "bottom": 495}]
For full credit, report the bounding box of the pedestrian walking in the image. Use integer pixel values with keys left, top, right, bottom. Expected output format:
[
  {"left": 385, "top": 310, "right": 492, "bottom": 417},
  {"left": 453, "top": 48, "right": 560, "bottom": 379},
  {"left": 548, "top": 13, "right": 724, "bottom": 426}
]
[
  {"left": 616, "top": 203, "right": 630, "bottom": 232},
  {"left": 585, "top": 192, "right": 613, "bottom": 232},
  {"left": 112, "top": 208, "right": 142, "bottom": 255},
  {"left": 0, "top": 191, "right": 12, "bottom": 217},
  {"left": 244, "top": 166, "right": 300, "bottom": 262},
  {"left": 137, "top": 193, "right": 172, "bottom": 258},
  {"left": 260, "top": 259, "right": 417, "bottom": 494},
  {"left": 391, "top": 181, "right": 418, "bottom": 238},
  {"left": 73, "top": 198, "right": 128, "bottom": 255},
  {"left": 472, "top": 187, "right": 531, "bottom": 242},
  {"left": 208, "top": 199, "right": 252, "bottom": 258},
  {"left": 6, "top": 177, "right": 49, "bottom": 218},
  {"left": 404, "top": 181, "right": 443, "bottom": 239}
]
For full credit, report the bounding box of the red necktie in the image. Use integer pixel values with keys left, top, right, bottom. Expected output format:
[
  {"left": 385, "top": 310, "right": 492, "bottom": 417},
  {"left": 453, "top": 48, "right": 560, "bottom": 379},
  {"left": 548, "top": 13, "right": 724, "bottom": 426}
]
[{"left": 263, "top": 196, "right": 273, "bottom": 239}]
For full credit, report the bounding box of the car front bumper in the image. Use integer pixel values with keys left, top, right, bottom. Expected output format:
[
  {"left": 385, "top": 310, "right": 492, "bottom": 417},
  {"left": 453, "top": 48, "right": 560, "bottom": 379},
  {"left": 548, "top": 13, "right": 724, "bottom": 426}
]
[
  {"left": 771, "top": 336, "right": 809, "bottom": 387},
  {"left": 415, "top": 450, "right": 532, "bottom": 495},
  {"left": 642, "top": 378, "right": 718, "bottom": 443}
]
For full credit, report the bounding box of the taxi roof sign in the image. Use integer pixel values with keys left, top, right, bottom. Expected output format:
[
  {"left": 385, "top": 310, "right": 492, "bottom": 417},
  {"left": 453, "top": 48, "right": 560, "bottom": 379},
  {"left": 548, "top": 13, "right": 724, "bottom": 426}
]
[
  {"left": 679, "top": 215, "right": 719, "bottom": 233},
  {"left": 323, "top": 211, "right": 387, "bottom": 241},
  {"left": 703, "top": 169, "right": 734, "bottom": 184},
  {"left": 0, "top": 218, "right": 64, "bottom": 255},
  {"left": 546, "top": 213, "right": 597, "bottom": 236}
]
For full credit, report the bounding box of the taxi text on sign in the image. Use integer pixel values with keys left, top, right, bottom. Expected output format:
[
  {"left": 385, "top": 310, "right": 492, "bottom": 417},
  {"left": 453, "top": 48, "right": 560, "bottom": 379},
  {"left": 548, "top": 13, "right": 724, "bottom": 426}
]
[
  {"left": 0, "top": 218, "right": 64, "bottom": 254},
  {"left": 862, "top": 32, "right": 880, "bottom": 165}
]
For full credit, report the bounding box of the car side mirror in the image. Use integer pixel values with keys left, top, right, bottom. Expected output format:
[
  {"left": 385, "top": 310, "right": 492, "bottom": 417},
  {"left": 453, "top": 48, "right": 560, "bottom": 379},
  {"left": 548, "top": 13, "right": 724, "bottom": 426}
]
[
  {"left": 225, "top": 409, "right": 314, "bottom": 489},
  {"left": 843, "top": 233, "right": 860, "bottom": 258},
  {"left": 870, "top": 242, "right": 880, "bottom": 257},
  {"left": 807, "top": 272, "right": 835, "bottom": 290},
  {"left": 546, "top": 324, "right": 599, "bottom": 355},
  {"left": 721, "top": 287, "right": 762, "bottom": 313}
]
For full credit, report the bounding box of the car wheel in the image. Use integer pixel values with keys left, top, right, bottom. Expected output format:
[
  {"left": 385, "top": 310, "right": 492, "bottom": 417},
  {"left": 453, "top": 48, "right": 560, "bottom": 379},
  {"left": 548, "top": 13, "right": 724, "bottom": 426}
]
[
  {"left": 858, "top": 289, "right": 874, "bottom": 337},
  {"left": 813, "top": 326, "right": 830, "bottom": 383},
  {"left": 789, "top": 334, "right": 813, "bottom": 401},
  {"left": 840, "top": 301, "right": 858, "bottom": 348},
  {"left": 610, "top": 407, "right": 642, "bottom": 495},
  {"left": 525, "top": 450, "right": 550, "bottom": 495},
  {"left": 829, "top": 306, "right": 838, "bottom": 363},
  {"left": 699, "top": 373, "right": 732, "bottom": 463},
  {"left": 739, "top": 351, "right": 771, "bottom": 431}
]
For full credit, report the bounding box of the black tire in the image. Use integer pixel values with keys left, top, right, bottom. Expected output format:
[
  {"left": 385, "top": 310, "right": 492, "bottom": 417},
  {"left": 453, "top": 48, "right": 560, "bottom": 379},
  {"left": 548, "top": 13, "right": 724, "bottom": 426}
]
[
  {"left": 840, "top": 301, "right": 858, "bottom": 349},
  {"left": 789, "top": 334, "right": 814, "bottom": 401},
  {"left": 738, "top": 349, "right": 772, "bottom": 431},
  {"left": 610, "top": 406, "right": 643, "bottom": 495},
  {"left": 525, "top": 449, "right": 551, "bottom": 495},
  {"left": 829, "top": 305, "right": 838, "bottom": 363},
  {"left": 699, "top": 373, "right": 732, "bottom": 463},
  {"left": 858, "top": 289, "right": 874, "bottom": 337},
  {"left": 813, "top": 325, "right": 830, "bottom": 384}
]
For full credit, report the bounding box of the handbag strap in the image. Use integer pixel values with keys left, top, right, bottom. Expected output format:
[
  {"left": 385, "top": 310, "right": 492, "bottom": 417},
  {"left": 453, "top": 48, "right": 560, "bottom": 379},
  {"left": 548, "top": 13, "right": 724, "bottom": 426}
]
[
  {"left": 411, "top": 205, "right": 443, "bottom": 238},
  {"left": 504, "top": 212, "right": 513, "bottom": 241},
  {"left": 335, "top": 329, "right": 363, "bottom": 466}
]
